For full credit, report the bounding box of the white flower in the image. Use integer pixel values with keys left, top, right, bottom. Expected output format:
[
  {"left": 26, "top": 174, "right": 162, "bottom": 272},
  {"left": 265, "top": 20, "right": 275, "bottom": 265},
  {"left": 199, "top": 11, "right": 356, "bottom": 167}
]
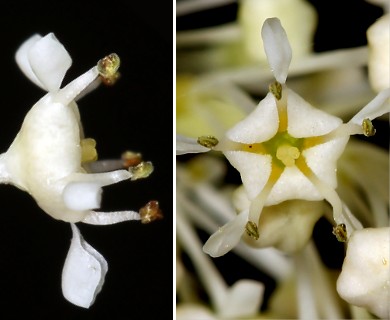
[
  {"left": 336, "top": 227, "right": 390, "bottom": 319},
  {"left": 178, "top": 18, "right": 390, "bottom": 258},
  {"left": 0, "top": 33, "right": 162, "bottom": 308}
]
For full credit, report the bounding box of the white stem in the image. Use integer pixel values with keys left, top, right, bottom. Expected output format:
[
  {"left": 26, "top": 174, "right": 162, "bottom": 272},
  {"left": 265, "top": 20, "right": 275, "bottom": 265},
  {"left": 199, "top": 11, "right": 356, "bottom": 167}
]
[
  {"left": 82, "top": 210, "right": 140, "bottom": 225},
  {"left": 295, "top": 245, "right": 319, "bottom": 320},
  {"left": 176, "top": 211, "right": 228, "bottom": 312},
  {"left": 177, "top": 23, "right": 240, "bottom": 47},
  {"left": 176, "top": 0, "right": 236, "bottom": 16}
]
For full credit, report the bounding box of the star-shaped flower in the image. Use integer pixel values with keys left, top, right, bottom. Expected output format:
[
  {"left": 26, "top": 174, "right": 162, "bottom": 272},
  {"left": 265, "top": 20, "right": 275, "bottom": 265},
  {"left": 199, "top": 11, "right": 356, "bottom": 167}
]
[{"left": 178, "top": 18, "right": 390, "bottom": 257}]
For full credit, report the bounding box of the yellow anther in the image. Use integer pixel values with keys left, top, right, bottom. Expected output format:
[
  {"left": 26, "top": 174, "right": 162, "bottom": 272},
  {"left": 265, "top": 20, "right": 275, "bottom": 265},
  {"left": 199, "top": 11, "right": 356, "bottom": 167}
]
[
  {"left": 129, "top": 161, "right": 154, "bottom": 181},
  {"left": 245, "top": 221, "right": 259, "bottom": 240},
  {"left": 97, "top": 53, "right": 121, "bottom": 86},
  {"left": 276, "top": 145, "right": 300, "bottom": 167},
  {"left": 362, "top": 118, "right": 376, "bottom": 137},
  {"left": 81, "top": 138, "right": 98, "bottom": 163},
  {"left": 197, "top": 135, "right": 219, "bottom": 148}
]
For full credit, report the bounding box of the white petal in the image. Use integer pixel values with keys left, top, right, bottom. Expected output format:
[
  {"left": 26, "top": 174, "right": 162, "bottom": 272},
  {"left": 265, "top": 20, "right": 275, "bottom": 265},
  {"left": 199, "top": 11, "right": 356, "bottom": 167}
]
[
  {"left": 349, "top": 88, "right": 390, "bottom": 125},
  {"left": 224, "top": 151, "right": 272, "bottom": 200},
  {"left": 63, "top": 182, "right": 102, "bottom": 211},
  {"left": 267, "top": 166, "right": 322, "bottom": 205},
  {"left": 287, "top": 89, "right": 342, "bottom": 137},
  {"left": 220, "top": 280, "right": 264, "bottom": 318},
  {"left": 203, "top": 210, "right": 249, "bottom": 257},
  {"left": 62, "top": 224, "right": 108, "bottom": 308},
  {"left": 225, "top": 92, "right": 278, "bottom": 144},
  {"left": 337, "top": 228, "right": 390, "bottom": 319},
  {"left": 303, "top": 137, "right": 349, "bottom": 189},
  {"left": 15, "top": 34, "right": 45, "bottom": 89},
  {"left": 261, "top": 18, "right": 292, "bottom": 84},
  {"left": 176, "top": 134, "right": 210, "bottom": 155},
  {"left": 28, "top": 33, "right": 72, "bottom": 92}
]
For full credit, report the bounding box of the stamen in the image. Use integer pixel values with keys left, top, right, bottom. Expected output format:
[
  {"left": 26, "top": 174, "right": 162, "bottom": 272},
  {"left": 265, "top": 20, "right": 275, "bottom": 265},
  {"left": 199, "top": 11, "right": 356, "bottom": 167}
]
[
  {"left": 362, "top": 118, "right": 376, "bottom": 137},
  {"left": 332, "top": 223, "right": 347, "bottom": 242},
  {"left": 139, "top": 200, "right": 163, "bottom": 224},
  {"left": 128, "top": 161, "right": 154, "bottom": 180},
  {"left": 97, "top": 53, "right": 121, "bottom": 86},
  {"left": 197, "top": 135, "right": 219, "bottom": 148},
  {"left": 295, "top": 156, "right": 362, "bottom": 238},
  {"left": 269, "top": 81, "right": 282, "bottom": 100},
  {"left": 245, "top": 221, "right": 259, "bottom": 240},
  {"left": 248, "top": 166, "right": 283, "bottom": 223}
]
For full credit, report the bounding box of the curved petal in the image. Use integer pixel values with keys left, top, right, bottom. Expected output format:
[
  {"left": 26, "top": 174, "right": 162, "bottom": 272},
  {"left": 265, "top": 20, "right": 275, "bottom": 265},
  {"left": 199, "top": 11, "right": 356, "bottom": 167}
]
[
  {"left": 349, "top": 88, "right": 390, "bottom": 125},
  {"left": 287, "top": 89, "right": 342, "bottom": 137},
  {"left": 203, "top": 210, "right": 249, "bottom": 257},
  {"left": 15, "top": 34, "right": 45, "bottom": 89},
  {"left": 303, "top": 137, "right": 349, "bottom": 189},
  {"left": 261, "top": 18, "right": 292, "bottom": 84},
  {"left": 225, "top": 92, "right": 278, "bottom": 144},
  {"left": 62, "top": 223, "right": 108, "bottom": 308},
  {"left": 63, "top": 182, "right": 102, "bottom": 211},
  {"left": 28, "top": 33, "right": 72, "bottom": 92},
  {"left": 224, "top": 151, "right": 272, "bottom": 200},
  {"left": 220, "top": 279, "right": 264, "bottom": 318}
]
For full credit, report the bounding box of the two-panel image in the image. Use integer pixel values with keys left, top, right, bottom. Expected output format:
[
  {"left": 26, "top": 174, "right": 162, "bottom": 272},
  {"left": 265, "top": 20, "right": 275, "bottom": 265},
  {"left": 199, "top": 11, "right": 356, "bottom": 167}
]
[{"left": 0, "top": 0, "right": 388, "bottom": 319}]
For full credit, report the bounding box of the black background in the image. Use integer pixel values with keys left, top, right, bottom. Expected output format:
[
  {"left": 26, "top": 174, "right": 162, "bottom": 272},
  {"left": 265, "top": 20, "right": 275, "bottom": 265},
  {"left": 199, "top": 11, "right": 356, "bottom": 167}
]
[{"left": 0, "top": 1, "right": 173, "bottom": 319}]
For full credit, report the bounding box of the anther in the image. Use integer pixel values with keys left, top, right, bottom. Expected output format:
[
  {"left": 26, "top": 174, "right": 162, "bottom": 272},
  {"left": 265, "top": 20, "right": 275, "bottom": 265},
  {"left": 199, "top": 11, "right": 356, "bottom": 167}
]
[
  {"left": 97, "top": 53, "right": 121, "bottom": 85},
  {"left": 128, "top": 161, "right": 154, "bottom": 180},
  {"left": 139, "top": 200, "right": 163, "bottom": 224},
  {"left": 362, "top": 118, "right": 376, "bottom": 137},
  {"left": 245, "top": 221, "right": 259, "bottom": 240},
  {"left": 197, "top": 136, "right": 219, "bottom": 148},
  {"left": 332, "top": 223, "right": 347, "bottom": 242},
  {"left": 269, "top": 81, "right": 282, "bottom": 100}
]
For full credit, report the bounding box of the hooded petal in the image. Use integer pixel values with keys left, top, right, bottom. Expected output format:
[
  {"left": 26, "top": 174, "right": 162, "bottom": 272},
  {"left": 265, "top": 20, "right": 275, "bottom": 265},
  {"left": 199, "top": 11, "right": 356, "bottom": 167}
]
[
  {"left": 15, "top": 34, "right": 45, "bottom": 89},
  {"left": 16, "top": 33, "right": 72, "bottom": 92},
  {"left": 203, "top": 209, "right": 249, "bottom": 257},
  {"left": 287, "top": 89, "right": 343, "bottom": 137},
  {"left": 337, "top": 227, "right": 390, "bottom": 319},
  {"left": 261, "top": 18, "right": 292, "bottom": 84},
  {"left": 224, "top": 151, "right": 272, "bottom": 200},
  {"left": 219, "top": 279, "right": 264, "bottom": 318},
  {"left": 225, "top": 92, "right": 279, "bottom": 144},
  {"left": 62, "top": 223, "right": 108, "bottom": 308}
]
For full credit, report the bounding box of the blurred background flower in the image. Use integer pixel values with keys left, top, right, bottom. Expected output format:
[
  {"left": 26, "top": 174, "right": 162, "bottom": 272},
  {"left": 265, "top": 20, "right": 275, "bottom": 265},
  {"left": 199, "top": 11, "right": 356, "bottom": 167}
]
[{"left": 176, "top": 0, "right": 388, "bottom": 318}]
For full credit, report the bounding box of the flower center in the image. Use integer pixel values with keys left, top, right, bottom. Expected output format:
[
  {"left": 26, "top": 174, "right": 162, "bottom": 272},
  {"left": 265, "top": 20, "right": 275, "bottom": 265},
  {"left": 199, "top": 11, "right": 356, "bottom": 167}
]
[{"left": 263, "top": 131, "right": 303, "bottom": 168}]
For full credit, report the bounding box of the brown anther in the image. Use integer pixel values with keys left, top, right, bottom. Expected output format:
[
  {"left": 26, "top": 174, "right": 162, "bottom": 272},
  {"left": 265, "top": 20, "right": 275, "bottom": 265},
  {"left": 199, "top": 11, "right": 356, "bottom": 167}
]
[
  {"left": 332, "top": 223, "right": 347, "bottom": 242},
  {"left": 139, "top": 200, "right": 163, "bottom": 224},
  {"left": 121, "top": 151, "right": 142, "bottom": 168}
]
